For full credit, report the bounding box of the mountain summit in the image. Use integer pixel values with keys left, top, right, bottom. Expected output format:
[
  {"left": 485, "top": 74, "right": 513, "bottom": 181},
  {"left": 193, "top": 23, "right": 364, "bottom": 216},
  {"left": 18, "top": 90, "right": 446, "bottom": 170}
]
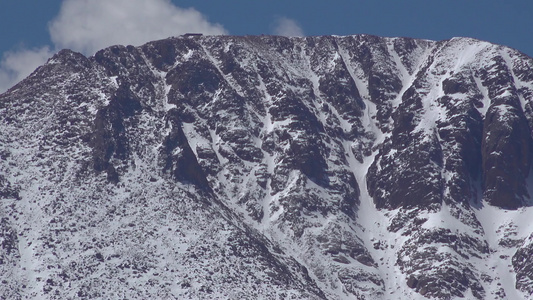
[{"left": 1, "top": 34, "right": 533, "bottom": 299}]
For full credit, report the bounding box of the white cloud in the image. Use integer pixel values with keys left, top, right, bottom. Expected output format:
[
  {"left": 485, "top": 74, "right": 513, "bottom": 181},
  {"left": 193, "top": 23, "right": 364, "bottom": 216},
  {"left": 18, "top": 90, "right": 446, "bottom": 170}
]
[
  {"left": 0, "top": 46, "right": 53, "bottom": 92},
  {"left": 0, "top": 0, "right": 227, "bottom": 93},
  {"left": 49, "top": 0, "right": 228, "bottom": 55},
  {"left": 273, "top": 17, "right": 304, "bottom": 37}
]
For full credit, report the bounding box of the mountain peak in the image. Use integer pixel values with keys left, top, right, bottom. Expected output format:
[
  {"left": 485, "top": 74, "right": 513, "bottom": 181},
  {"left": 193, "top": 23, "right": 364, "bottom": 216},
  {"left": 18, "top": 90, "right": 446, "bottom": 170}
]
[{"left": 1, "top": 34, "right": 533, "bottom": 299}]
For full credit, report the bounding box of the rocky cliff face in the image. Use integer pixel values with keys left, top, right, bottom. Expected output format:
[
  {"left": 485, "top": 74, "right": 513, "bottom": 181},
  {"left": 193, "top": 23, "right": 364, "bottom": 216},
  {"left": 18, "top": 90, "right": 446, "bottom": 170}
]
[{"left": 1, "top": 34, "right": 533, "bottom": 299}]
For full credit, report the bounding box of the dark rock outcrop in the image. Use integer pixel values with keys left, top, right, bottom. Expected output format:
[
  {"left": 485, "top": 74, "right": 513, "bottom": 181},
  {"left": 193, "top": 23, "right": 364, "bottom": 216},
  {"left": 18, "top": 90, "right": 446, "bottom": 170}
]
[
  {"left": 90, "top": 84, "right": 142, "bottom": 183},
  {"left": 160, "top": 109, "right": 210, "bottom": 190}
]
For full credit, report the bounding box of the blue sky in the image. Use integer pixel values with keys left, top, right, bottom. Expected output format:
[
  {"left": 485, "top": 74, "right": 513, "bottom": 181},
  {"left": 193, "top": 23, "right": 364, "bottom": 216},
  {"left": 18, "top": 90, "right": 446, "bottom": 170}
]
[{"left": 1, "top": 0, "right": 533, "bottom": 91}]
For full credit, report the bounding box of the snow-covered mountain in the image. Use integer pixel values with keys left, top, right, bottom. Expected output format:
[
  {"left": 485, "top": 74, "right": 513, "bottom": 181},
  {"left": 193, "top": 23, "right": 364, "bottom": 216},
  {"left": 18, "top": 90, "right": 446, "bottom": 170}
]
[{"left": 1, "top": 34, "right": 533, "bottom": 299}]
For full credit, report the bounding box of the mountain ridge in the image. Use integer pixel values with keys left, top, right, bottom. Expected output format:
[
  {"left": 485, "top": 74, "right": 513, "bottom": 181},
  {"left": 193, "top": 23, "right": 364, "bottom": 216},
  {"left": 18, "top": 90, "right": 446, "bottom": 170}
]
[{"left": 1, "top": 34, "right": 533, "bottom": 299}]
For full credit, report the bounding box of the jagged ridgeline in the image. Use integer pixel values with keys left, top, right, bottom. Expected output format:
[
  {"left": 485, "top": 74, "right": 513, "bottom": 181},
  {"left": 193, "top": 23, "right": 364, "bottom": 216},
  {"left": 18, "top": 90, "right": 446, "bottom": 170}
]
[{"left": 1, "top": 35, "right": 533, "bottom": 299}]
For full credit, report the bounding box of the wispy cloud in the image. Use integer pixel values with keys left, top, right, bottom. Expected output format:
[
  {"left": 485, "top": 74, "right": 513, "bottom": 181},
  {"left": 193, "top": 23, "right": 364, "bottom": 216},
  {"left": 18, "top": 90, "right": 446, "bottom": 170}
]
[
  {"left": 0, "top": 0, "right": 228, "bottom": 93},
  {"left": 0, "top": 46, "right": 53, "bottom": 92},
  {"left": 273, "top": 17, "right": 304, "bottom": 37},
  {"left": 49, "top": 0, "right": 227, "bottom": 55}
]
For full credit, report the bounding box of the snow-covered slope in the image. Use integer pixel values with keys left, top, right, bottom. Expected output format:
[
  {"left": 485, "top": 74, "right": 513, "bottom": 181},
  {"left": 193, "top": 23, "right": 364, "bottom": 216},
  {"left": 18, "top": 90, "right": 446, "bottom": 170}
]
[{"left": 1, "top": 34, "right": 533, "bottom": 299}]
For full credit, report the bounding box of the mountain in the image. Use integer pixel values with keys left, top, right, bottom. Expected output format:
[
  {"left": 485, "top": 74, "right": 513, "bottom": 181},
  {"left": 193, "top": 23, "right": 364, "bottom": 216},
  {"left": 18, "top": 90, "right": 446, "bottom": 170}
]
[{"left": 1, "top": 34, "right": 533, "bottom": 299}]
